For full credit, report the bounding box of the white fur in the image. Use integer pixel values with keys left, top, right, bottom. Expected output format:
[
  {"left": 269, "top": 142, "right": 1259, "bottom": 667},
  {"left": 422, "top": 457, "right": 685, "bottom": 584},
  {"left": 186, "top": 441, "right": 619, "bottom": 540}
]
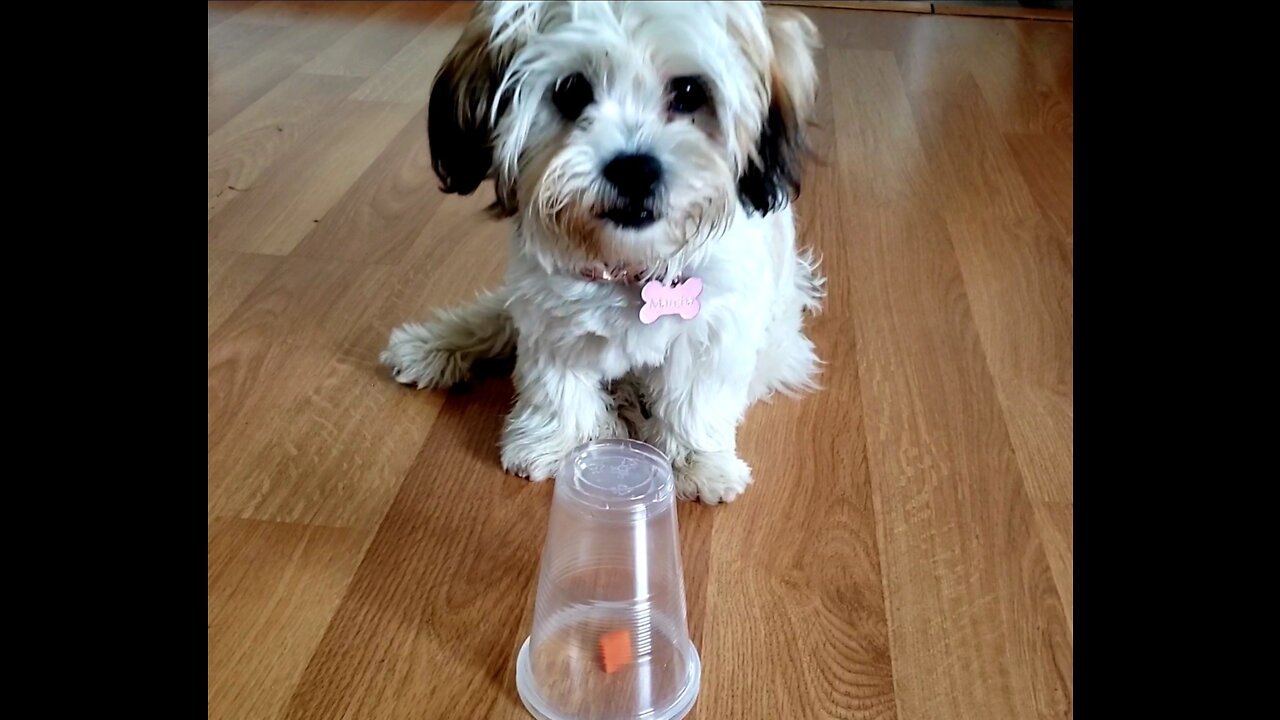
[{"left": 381, "top": 1, "right": 823, "bottom": 503}]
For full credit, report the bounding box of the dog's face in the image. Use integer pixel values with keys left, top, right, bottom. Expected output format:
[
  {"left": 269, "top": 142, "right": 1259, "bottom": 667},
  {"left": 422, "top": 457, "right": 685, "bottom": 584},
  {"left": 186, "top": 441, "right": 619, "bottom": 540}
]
[{"left": 428, "top": 1, "right": 819, "bottom": 276}]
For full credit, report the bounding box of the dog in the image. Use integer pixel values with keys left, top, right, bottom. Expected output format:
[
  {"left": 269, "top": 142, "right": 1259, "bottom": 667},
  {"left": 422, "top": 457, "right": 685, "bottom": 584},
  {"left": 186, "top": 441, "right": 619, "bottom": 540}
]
[{"left": 381, "top": 0, "right": 823, "bottom": 503}]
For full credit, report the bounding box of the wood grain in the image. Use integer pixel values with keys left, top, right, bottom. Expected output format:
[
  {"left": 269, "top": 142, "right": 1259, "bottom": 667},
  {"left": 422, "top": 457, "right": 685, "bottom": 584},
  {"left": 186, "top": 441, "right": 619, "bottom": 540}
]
[
  {"left": 208, "top": 1, "right": 258, "bottom": 30},
  {"left": 298, "top": 2, "right": 448, "bottom": 78},
  {"left": 944, "top": 213, "right": 1073, "bottom": 504},
  {"left": 208, "top": 100, "right": 421, "bottom": 255},
  {"left": 348, "top": 2, "right": 473, "bottom": 104},
  {"left": 208, "top": 518, "right": 369, "bottom": 720},
  {"left": 289, "top": 108, "right": 444, "bottom": 264},
  {"left": 280, "top": 379, "right": 551, "bottom": 720},
  {"left": 699, "top": 55, "right": 896, "bottom": 720},
  {"left": 933, "top": 2, "right": 1073, "bottom": 22},
  {"left": 765, "top": 1, "right": 1073, "bottom": 22},
  {"left": 1033, "top": 501, "right": 1074, "bottom": 633},
  {"left": 1005, "top": 132, "right": 1074, "bottom": 249},
  {"left": 208, "top": 256, "right": 365, "bottom": 461},
  {"left": 840, "top": 201, "right": 1069, "bottom": 720},
  {"left": 208, "top": 4, "right": 1073, "bottom": 719},
  {"left": 207, "top": 4, "right": 384, "bottom": 134},
  {"left": 208, "top": 21, "right": 283, "bottom": 79},
  {"left": 765, "top": 1, "right": 934, "bottom": 13},
  {"left": 228, "top": 1, "right": 390, "bottom": 28},
  {"left": 824, "top": 49, "right": 933, "bottom": 206},
  {"left": 208, "top": 72, "right": 364, "bottom": 220},
  {"left": 208, "top": 249, "right": 283, "bottom": 336},
  {"left": 908, "top": 74, "right": 1043, "bottom": 219}
]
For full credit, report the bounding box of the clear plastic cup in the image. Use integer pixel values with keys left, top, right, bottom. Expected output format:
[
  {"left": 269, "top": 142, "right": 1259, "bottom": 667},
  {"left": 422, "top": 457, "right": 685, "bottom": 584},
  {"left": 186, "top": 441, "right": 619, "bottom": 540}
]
[{"left": 516, "top": 439, "right": 701, "bottom": 720}]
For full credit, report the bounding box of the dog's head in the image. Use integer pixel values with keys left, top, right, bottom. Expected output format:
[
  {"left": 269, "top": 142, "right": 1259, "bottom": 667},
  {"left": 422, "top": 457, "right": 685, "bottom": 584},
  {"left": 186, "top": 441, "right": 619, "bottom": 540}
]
[{"left": 428, "top": 0, "right": 820, "bottom": 277}]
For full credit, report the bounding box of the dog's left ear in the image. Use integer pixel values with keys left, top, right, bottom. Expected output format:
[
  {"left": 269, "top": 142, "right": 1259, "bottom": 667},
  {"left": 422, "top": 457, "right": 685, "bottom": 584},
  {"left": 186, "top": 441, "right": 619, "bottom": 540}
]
[{"left": 738, "top": 9, "right": 821, "bottom": 216}]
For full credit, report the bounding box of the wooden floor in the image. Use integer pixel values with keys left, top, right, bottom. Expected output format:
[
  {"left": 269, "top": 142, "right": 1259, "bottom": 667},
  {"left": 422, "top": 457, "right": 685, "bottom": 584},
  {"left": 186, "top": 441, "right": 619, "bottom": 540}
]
[{"left": 208, "top": 3, "right": 1073, "bottom": 719}]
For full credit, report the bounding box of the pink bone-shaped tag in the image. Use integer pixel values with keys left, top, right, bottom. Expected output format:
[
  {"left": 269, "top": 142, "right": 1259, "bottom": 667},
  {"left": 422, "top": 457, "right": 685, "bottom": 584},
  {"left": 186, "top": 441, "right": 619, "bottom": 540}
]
[{"left": 639, "top": 277, "right": 703, "bottom": 324}]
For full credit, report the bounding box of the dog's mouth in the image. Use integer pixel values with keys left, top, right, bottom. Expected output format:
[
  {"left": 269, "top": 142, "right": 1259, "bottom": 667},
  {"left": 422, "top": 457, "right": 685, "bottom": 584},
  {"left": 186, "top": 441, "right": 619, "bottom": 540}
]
[{"left": 601, "top": 202, "right": 659, "bottom": 229}]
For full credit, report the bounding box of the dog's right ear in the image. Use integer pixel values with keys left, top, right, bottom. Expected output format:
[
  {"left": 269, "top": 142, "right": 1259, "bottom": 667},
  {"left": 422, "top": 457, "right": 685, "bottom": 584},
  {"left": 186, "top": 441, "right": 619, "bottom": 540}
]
[{"left": 427, "top": 3, "right": 518, "bottom": 212}]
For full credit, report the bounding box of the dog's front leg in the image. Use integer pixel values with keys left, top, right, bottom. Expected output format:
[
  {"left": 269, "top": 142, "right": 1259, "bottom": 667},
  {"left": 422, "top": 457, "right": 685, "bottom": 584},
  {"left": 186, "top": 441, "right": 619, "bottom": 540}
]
[
  {"left": 642, "top": 341, "right": 756, "bottom": 504},
  {"left": 500, "top": 350, "right": 627, "bottom": 481}
]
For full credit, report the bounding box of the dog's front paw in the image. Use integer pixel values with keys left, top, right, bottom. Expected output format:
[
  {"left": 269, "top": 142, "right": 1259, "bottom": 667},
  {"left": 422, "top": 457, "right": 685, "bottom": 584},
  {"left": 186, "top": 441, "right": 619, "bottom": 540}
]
[
  {"left": 675, "top": 451, "right": 753, "bottom": 504},
  {"left": 379, "top": 323, "right": 471, "bottom": 389},
  {"left": 500, "top": 436, "right": 564, "bottom": 482},
  {"left": 500, "top": 409, "right": 575, "bottom": 482},
  {"left": 501, "top": 410, "right": 630, "bottom": 482}
]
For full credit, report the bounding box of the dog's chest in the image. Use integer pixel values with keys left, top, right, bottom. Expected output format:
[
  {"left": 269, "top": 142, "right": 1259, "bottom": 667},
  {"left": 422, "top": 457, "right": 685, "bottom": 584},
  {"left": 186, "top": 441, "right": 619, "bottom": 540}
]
[
  {"left": 587, "top": 291, "right": 696, "bottom": 374},
  {"left": 536, "top": 285, "right": 704, "bottom": 375}
]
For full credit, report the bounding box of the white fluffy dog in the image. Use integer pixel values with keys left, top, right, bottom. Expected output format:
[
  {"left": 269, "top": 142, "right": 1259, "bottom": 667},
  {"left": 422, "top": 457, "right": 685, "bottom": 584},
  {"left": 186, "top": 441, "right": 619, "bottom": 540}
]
[{"left": 381, "top": 0, "right": 824, "bottom": 503}]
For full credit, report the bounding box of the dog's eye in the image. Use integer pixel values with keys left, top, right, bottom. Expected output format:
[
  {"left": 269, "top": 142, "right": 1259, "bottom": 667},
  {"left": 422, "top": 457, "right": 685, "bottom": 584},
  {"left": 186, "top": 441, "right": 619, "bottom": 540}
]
[
  {"left": 669, "top": 76, "right": 709, "bottom": 114},
  {"left": 552, "top": 73, "right": 593, "bottom": 121}
]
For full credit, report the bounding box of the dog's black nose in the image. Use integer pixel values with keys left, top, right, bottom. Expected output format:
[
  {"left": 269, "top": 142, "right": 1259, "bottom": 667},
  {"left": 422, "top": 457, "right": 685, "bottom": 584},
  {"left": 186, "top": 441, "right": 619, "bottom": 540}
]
[{"left": 603, "top": 153, "right": 662, "bottom": 199}]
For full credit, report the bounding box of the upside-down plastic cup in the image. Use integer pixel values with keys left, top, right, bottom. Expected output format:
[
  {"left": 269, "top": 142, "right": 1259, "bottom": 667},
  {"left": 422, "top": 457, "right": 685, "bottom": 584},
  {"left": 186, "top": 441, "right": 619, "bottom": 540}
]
[{"left": 516, "top": 439, "right": 701, "bottom": 720}]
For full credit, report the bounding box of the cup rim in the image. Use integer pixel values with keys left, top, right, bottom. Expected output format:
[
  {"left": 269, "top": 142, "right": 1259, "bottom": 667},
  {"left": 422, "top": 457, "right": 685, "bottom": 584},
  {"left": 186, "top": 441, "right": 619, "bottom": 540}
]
[
  {"left": 566, "top": 438, "right": 671, "bottom": 465},
  {"left": 515, "top": 635, "right": 702, "bottom": 720}
]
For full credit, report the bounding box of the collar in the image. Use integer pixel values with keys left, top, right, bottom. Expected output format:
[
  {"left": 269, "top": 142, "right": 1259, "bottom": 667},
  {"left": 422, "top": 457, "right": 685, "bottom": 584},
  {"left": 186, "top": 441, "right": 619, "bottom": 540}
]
[{"left": 578, "top": 264, "right": 655, "bottom": 285}]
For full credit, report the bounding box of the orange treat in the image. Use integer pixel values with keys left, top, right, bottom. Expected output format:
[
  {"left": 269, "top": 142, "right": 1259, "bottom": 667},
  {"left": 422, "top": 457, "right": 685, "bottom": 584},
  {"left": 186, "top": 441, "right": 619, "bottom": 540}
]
[{"left": 599, "top": 629, "right": 633, "bottom": 673}]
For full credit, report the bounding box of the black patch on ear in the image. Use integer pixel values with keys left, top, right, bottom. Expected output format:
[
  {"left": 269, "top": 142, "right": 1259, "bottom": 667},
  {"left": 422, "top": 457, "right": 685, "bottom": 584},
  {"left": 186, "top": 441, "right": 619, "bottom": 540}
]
[
  {"left": 426, "top": 59, "right": 517, "bottom": 217},
  {"left": 427, "top": 69, "right": 490, "bottom": 196},
  {"left": 737, "top": 101, "right": 805, "bottom": 216}
]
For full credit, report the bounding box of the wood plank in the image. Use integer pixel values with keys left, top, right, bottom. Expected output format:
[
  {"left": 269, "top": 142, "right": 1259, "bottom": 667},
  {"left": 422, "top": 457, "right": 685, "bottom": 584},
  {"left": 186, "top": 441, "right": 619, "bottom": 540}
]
[
  {"left": 208, "top": 256, "right": 369, "bottom": 457},
  {"left": 814, "top": 7, "right": 924, "bottom": 53},
  {"left": 208, "top": 72, "right": 364, "bottom": 221},
  {"left": 208, "top": 99, "right": 421, "bottom": 255},
  {"left": 288, "top": 108, "right": 445, "bottom": 264},
  {"left": 208, "top": 239, "right": 505, "bottom": 529},
  {"left": 1033, "top": 501, "right": 1073, "bottom": 633},
  {"left": 229, "top": 0, "right": 388, "bottom": 27},
  {"left": 208, "top": 249, "right": 283, "bottom": 336},
  {"left": 704, "top": 288, "right": 897, "bottom": 719},
  {"left": 207, "top": 3, "right": 384, "bottom": 134},
  {"left": 333, "top": 230, "right": 508, "bottom": 365},
  {"left": 909, "top": 67, "right": 1072, "bottom": 506},
  {"left": 889, "top": 14, "right": 1073, "bottom": 142},
  {"left": 248, "top": 202, "right": 510, "bottom": 523},
  {"left": 299, "top": 1, "right": 449, "bottom": 78},
  {"left": 208, "top": 21, "right": 284, "bottom": 79},
  {"left": 934, "top": 3, "right": 1073, "bottom": 22},
  {"left": 824, "top": 49, "right": 934, "bottom": 205},
  {"left": 280, "top": 379, "right": 554, "bottom": 720},
  {"left": 945, "top": 213, "right": 1072, "bottom": 503},
  {"left": 1004, "top": 132, "right": 1074, "bottom": 249},
  {"left": 209, "top": 1, "right": 259, "bottom": 30},
  {"left": 349, "top": 1, "right": 473, "bottom": 104},
  {"left": 698, "top": 54, "right": 897, "bottom": 720},
  {"left": 208, "top": 518, "right": 369, "bottom": 720},
  {"left": 209, "top": 263, "right": 446, "bottom": 530},
  {"left": 211, "top": 344, "right": 444, "bottom": 529},
  {"left": 843, "top": 201, "right": 1071, "bottom": 720},
  {"left": 942, "top": 17, "right": 1073, "bottom": 136},
  {"left": 1014, "top": 19, "right": 1073, "bottom": 104},
  {"left": 907, "top": 73, "right": 1042, "bottom": 219},
  {"left": 766, "top": 1, "right": 933, "bottom": 13}
]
